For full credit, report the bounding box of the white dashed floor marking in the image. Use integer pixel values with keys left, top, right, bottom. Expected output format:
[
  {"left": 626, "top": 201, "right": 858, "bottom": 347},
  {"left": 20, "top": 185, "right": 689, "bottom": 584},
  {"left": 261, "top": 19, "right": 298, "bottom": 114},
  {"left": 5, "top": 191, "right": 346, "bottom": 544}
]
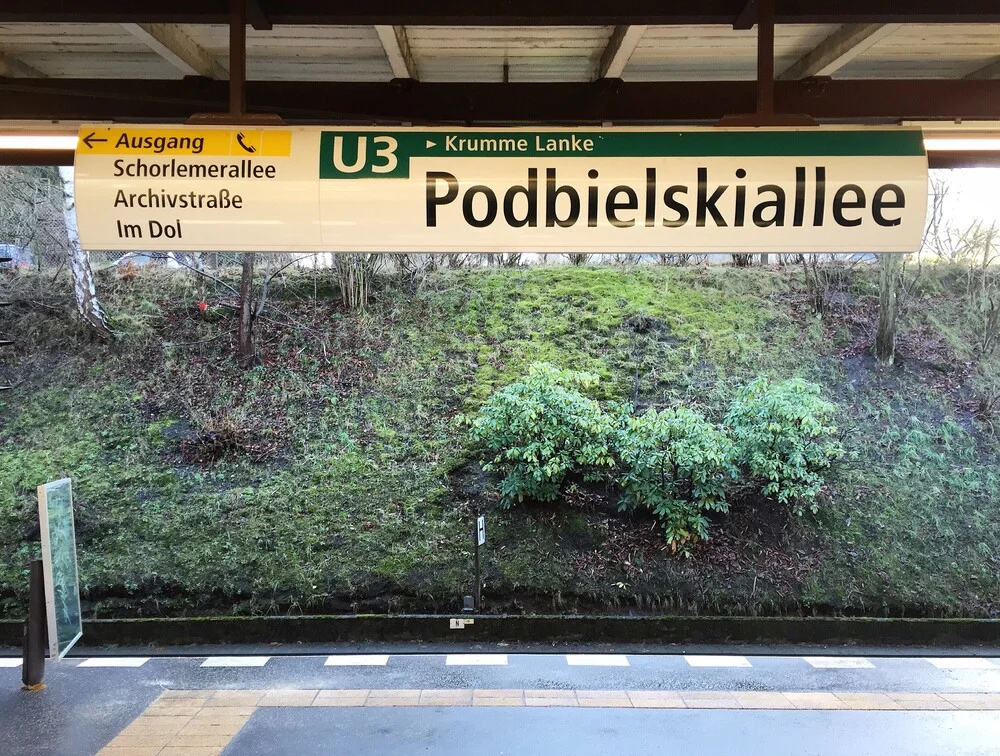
[
  {"left": 445, "top": 654, "right": 508, "bottom": 666},
  {"left": 684, "top": 655, "right": 752, "bottom": 668},
  {"left": 77, "top": 657, "right": 150, "bottom": 668},
  {"left": 11, "top": 653, "right": 998, "bottom": 674},
  {"left": 325, "top": 655, "right": 390, "bottom": 666},
  {"left": 925, "top": 657, "right": 997, "bottom": 670},
  {"left": 201, "top": 656, "right": 271, "bottom": 667},
  {"left": 804, "top": 657, "right": 876, "bottom": 669}
]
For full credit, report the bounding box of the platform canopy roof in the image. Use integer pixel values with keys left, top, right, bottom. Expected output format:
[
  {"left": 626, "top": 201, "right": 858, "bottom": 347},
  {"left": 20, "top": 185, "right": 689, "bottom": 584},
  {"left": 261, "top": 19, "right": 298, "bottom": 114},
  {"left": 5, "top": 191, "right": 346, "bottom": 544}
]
[{"left": 0, "top": 1, "right": 997, "bottom": 126}]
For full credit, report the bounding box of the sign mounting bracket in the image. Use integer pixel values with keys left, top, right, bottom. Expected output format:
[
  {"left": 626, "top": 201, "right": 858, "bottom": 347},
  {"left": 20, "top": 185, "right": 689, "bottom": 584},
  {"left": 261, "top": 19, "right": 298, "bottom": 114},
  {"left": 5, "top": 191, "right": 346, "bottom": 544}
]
[
  {"left": 718, "top": 0, "right": 817, "bottom": 127},
  {"left": 187, "top": 0, "right": 283, "bottom": 127}
]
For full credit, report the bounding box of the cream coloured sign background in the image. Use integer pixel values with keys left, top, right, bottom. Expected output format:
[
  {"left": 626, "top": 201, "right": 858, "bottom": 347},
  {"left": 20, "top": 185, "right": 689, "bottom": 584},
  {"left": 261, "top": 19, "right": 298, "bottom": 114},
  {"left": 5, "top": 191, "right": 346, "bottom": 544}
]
[{"left": 73, "top": 125, "right": 928, "bottom": 254}]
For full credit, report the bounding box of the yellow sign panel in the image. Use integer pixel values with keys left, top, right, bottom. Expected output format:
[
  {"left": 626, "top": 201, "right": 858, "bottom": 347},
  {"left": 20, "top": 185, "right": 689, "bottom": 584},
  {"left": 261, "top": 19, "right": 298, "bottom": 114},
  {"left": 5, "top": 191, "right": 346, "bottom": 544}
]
[{"left": 76, "top": 126, "right": 292, "bottom": 157}]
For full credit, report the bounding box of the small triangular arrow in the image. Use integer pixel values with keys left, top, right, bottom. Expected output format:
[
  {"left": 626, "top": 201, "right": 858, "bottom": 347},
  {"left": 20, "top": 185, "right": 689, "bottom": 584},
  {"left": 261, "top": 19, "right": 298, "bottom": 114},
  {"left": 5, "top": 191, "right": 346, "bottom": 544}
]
[{"left": 426, "top": 139, "right": 436, "bottom": 149}]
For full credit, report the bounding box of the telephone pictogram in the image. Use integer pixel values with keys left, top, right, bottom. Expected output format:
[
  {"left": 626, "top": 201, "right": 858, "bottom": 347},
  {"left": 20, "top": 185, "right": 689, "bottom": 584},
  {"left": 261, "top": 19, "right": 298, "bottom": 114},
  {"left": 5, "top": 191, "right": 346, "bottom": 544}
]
[{"left": 236, "top": 132, "right": 256, "bottom": 154}]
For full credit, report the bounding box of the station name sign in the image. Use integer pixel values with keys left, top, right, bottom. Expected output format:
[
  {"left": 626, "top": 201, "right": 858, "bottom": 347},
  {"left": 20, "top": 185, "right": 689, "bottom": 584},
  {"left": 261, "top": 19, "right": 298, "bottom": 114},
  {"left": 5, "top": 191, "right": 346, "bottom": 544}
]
[{"left": 74, "top": 125, "right": 928, "bottom": 253}]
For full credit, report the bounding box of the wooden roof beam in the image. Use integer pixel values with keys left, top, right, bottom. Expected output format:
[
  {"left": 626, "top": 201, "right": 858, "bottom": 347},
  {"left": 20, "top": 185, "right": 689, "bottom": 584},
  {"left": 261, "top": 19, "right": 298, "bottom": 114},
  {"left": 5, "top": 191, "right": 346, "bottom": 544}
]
[
  {"left": 597, "top": 25, "right": 647, "bottom": 79},
  {"left": 123, "top": 23, "right": 227, "bottom": 79},
  {"left": 779, "top": 23, "right": 901, "bottom": 80},
  {"left": 0, "top": 50, "right": 43, "bottom": 77},
  {"left": 3, "top": 78, "right": 998, "bottom": 123},
  {"left": 4, "top": 1, "right": 1000, "bottom": 26},
  {"left": 965, "top": 56, "right": 1000, "bottom": 80},
  {"left": 375, "top": 25, "right": 418, "bottom": 80}
]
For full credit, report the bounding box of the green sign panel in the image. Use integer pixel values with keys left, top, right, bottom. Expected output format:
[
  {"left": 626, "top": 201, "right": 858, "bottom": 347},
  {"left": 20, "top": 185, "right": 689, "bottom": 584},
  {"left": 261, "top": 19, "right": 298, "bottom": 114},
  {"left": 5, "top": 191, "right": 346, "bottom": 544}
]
[
  {"left": 38, "top": 478, "right": 83, "bottom": 659},
  {"left": 317, "top": 129, "right": 927, "bottom": 180}
]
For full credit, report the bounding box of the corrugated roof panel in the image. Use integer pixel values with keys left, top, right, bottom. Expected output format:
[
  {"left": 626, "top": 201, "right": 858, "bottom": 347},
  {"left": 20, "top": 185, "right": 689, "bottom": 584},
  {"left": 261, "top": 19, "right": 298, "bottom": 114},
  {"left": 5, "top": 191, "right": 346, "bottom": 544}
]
[
  {"left": 835, "top": 60, "right": 978, "bottom": 79},
  {"left": 410, "top": 25, "right": 609, "bottom": 81},
  {"left": 628, "top": 24, "right": 839, "bottom": 81},
  {"left": 184, "top": 24, "right": 387, "bottom": 52},
  {"left": 858, "top": 23, "right": 1000, "bottom": 55},
  {"left": 408, "top": 25, "right": 611, "bottom": 48},
  {"left": 0, "top": 22, "right": 195, "bottom": 77},
  {"left": 18, "top": 52, "right": 182, "bottom": 79},
  {"left": 248, "top": 57, "right": 392, "bottom": 81},
  {"left": 184, "top": 23, "right": 392, "bottom": 80},
  {"left": 419, "top": 58, "right": 599, "bottom": 82},
  {"left": 0, "top": 23, "right": 140, "bottom": 51},
  {"left": 184, "top": 25, "right": 392, "bottom": 81},
  {"left": 838, "top": 23, "right": 1000, "bottom": 79}
]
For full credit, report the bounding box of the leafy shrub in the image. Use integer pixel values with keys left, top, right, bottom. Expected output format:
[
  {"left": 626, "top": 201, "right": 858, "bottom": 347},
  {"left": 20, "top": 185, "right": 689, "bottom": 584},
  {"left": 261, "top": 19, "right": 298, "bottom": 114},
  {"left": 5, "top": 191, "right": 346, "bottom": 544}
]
[
  {"left": 467, "top": 363, "right": 617, "bottom": 506},
  {"left": 725, "top": 377, "right": 844, "bottom": 514},
  {"left": 616, "top": 407, "right": 738, "bottom": 553}
]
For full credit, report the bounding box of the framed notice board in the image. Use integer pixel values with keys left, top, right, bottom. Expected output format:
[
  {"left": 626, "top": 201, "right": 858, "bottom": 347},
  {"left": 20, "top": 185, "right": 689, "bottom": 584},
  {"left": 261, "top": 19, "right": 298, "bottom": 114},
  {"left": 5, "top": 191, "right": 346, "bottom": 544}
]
[{"left": 38, "top": 479, "right": 83, "bottom": 659}]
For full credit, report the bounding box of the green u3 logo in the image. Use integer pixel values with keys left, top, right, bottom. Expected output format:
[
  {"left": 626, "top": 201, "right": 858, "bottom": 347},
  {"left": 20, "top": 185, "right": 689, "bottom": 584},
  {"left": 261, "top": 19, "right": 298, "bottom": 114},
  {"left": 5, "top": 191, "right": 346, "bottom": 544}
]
[{"left": 320, "top": 133, "right": 404, "bottom": 179}]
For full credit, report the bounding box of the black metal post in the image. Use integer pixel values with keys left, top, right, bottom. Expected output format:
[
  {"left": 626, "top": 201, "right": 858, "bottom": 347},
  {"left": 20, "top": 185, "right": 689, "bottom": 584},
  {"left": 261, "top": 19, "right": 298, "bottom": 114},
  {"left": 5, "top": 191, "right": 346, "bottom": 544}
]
[
  {"left": 229, "top": 0, "right": 247, "bottom": 118},
  {"left": 756, "top": 0, "right": 775, "bottom": 117},
  {"left": 22, "top": 559, "right": 46, "bottom": 690}
]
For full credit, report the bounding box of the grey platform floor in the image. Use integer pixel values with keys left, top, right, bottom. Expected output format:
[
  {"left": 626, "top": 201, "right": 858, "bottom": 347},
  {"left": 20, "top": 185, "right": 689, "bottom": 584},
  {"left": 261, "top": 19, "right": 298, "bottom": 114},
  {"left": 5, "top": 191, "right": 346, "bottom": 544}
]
[{"left": 1, "top": 650, "right": 998, "bottom": 755}]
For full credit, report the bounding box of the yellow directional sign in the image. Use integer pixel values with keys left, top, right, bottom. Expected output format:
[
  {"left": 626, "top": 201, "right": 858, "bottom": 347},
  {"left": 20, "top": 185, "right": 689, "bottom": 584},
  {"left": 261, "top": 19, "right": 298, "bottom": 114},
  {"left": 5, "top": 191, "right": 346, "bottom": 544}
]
[{"left": 77, "top": 126, "right": 292, "bottom": 157}]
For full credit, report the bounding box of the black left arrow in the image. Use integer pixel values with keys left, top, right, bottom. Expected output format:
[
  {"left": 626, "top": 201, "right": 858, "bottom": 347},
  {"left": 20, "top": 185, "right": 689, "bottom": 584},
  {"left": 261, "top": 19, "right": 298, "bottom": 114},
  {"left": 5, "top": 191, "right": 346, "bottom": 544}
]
[{"left": 82, "top": 132, "right": 108, "bottom": 149}]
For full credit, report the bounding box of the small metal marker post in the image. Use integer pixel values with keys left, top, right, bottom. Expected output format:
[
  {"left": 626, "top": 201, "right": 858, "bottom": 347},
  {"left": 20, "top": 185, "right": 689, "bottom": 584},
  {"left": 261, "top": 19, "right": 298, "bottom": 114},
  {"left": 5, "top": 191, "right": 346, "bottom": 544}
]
[{"left": 474, "top": 514, "right": 485, "bottom": 612}]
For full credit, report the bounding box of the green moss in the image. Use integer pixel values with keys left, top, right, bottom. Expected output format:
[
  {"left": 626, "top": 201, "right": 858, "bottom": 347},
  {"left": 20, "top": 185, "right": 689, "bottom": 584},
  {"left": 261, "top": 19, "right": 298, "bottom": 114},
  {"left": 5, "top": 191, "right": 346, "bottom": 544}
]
[{"left": 0, "top": 263, "right": 997, "bottom": 619}]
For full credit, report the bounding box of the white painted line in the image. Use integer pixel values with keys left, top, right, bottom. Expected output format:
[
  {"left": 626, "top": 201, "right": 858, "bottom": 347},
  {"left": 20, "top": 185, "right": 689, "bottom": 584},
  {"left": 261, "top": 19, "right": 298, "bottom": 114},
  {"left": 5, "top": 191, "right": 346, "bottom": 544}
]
[
  {"left": 0, "top": 658, "right": 23, "bottom": 668},
  {"left": 201, "top": 656, "right": 271, "bottom": 667},
  {"left": 925, "top": 657, "right": 997, "bottom": 670},
  {"left": 325, "top": 655, "right": 390, "bottom": 666},
  {"left": 566, "top": 654, "right": 630, "bottom": 667},
  {"left": 804, "top": 657, "right": 875, "bottom": 669},
  {"left": 683, "top": 655, "right": 752, "bottom": 668},
  {"left": 445, "top": 654, "right": 508, "bottom": 666},
  {"left": 77, "top": 657, "right": 150, "bottom": 668}
]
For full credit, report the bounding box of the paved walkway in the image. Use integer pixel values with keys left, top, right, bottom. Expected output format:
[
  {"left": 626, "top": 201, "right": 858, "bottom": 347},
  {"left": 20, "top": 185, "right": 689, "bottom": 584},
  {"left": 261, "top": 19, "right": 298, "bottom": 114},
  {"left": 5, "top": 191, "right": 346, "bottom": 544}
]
[{"left": 2, "top": 651, "right": 999, "bottom": 755}]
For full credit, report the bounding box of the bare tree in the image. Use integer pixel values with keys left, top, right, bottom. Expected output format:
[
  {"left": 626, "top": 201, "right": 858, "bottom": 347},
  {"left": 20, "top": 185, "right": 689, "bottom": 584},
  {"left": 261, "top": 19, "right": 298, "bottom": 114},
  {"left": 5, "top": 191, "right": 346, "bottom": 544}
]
[
  {"left": 656, "top": 253, "right": 695, "bottom": 266},
  {"left": 875, "top": 253, "right": 904, "bottom": 364},
  {"left": 611, "top": 253, "right": 642, "bottom": 266},
  {"left": 493, "top": 253, "right": 522, "bottom": 267},
  {"left": 730, "top": 253, "right": 754, "bottom": 267},
  {"left": 58, "top": 167, "right": 113, "bottom": 338},
  {"left": 237, "top": 253, "right": 256, "bottom": 366},
  {"left": 334, "top": 253, "right": 383, "bottom": 310},
  {"left": 801, "top": 255, "right": 863, "bottom": 316},
  {"left": 967, "top": 224, "right": 1000, "bottom": 357}
]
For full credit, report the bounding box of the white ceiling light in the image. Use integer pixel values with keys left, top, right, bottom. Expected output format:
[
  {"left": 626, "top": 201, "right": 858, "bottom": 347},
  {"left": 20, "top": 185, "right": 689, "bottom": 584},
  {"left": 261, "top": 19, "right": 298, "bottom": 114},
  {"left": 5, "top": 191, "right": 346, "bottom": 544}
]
[
  {"left": 905, "top": 121, "right": 1000, "bottom": 153},
  {"left": 0, "top": 134, "right": 79, "bottom": 150},
  {"left": 923, "top": 137, "right": 1000, "bottom": 152}
]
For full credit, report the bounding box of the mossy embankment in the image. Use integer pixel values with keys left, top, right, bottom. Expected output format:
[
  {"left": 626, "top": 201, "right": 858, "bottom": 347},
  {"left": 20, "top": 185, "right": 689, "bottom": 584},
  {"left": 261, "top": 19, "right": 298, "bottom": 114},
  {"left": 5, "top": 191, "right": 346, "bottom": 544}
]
[{"left": 0, "top": 263, "right": 997, "bottom": 619}]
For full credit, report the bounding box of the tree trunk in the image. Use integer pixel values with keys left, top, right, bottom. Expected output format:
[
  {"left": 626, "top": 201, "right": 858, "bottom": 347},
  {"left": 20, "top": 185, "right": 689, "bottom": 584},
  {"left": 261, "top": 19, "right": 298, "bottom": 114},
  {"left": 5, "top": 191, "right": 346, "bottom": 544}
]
[
  {"left": 58, "top": 167, "right": 112, "bottom": 338},
  {"left": 237, "top": 253, "right": 256, "bottom": 366},
  {"left": 875, "top": 253, "right": 903, "bottom": 364}
]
